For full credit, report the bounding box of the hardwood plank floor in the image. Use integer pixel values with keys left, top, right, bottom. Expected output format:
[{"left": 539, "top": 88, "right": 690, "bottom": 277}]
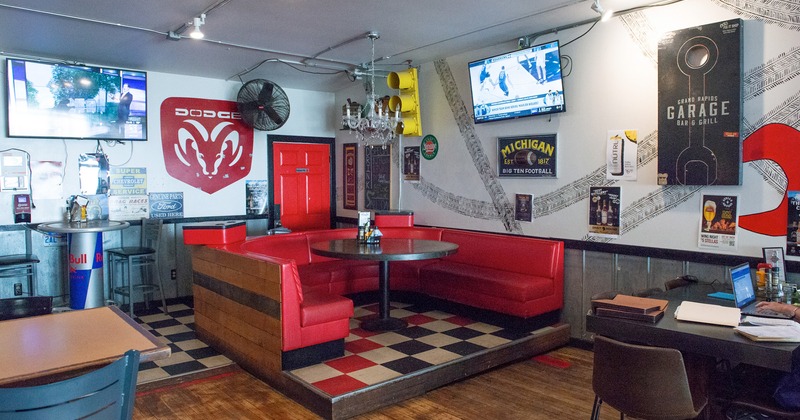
[{"left": 134, "top": 345, "right": 624, "bottom": 419}]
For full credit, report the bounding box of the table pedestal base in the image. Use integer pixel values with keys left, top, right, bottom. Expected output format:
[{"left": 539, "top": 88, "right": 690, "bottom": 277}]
[{"left": 361, "top": 317, "right": 408, "bottom": 332}]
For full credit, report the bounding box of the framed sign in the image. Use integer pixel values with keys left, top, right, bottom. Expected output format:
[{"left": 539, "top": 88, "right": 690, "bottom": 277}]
[
  {"left": 364, "top": 145, "right": 390, "bottom": 211},
  {"left": 343, "top": 143, "right": 358, "bottom": 210},
  {"left": 498, "top": 134, "right": 557, "bottom": 178},
  {"left": 763, "top": 247, "right": 786, "bottom": 281}
]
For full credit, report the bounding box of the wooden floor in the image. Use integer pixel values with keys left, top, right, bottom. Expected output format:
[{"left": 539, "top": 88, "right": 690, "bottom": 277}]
[{"left": 133, "top": 345, "right": 624, "bottom": 420}]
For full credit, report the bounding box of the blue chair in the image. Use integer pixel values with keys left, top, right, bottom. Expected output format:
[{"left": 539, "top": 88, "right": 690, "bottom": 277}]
[{"left": 0, "top": 349, "right": 140, "bottom": 420}]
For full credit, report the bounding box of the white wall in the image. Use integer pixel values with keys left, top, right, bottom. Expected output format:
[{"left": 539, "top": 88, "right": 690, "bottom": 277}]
[
  {"left": 337, "top": 0, "right": 799, "bottom": 260},
  {"left": 0, "top": 63, "right": 335, "bottom": 225}
]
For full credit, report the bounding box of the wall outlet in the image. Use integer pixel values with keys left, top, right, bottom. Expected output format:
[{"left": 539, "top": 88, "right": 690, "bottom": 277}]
[
  {"left": 13, "top": 283, "right": 22, "bottom": 296},
  {"left": 171, "top": 269, "right": 177, "bottom": 280}
]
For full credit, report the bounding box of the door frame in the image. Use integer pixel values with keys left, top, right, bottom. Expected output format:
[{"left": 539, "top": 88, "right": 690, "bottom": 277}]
[{"left": 267, "top": 135, "right": 336, "bottom": 230}]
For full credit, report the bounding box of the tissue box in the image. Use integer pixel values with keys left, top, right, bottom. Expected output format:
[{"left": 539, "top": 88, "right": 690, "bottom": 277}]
[{"left": 183, "top": 221, "right": 246, "bottom": 245}]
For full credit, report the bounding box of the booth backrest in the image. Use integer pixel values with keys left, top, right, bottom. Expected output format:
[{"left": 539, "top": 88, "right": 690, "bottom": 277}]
[
  {"left": 305, "top": 229, "right": 359, "bottom": 264},
  {"left": 378, "top": 227, "right": 444, "bottom": 240},
  {"left": 240, "top": 232, "right": 313, "bottom": 265},
  {"left": 440, "top": 230, "right": 563, "bottom": 279}
]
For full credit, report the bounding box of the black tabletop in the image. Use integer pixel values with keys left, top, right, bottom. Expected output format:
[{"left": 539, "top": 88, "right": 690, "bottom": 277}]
[
  {"left": 586, "top": 283, "right": 800, "bottom": 372},
  {"left": 310, "top": 238, "right": 458, "bottom": 262}
]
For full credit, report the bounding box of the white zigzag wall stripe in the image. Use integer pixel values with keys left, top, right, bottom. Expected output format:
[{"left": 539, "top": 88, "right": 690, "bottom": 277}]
[
  {"left": 713, "top": 0, "right": 800, "bottom": 31},
  {"left": 433, "top": 58, "right": 521, "bottom": 233},
  {"left": 619, "top": 11, "right": 658, "bottom": 67}
]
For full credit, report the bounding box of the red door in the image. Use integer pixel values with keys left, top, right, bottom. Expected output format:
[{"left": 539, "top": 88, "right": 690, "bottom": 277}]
[{"left": 273, "top": 142, "right": 331, "bottom": 231}]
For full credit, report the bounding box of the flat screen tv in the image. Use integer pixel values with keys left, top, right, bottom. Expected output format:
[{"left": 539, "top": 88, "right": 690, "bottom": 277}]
[
  {"left": 468, "top": 40, "right": 566, "bottom": 124},
  {"left": 6, "top": 58, "right": 147, "bottom": 141}
]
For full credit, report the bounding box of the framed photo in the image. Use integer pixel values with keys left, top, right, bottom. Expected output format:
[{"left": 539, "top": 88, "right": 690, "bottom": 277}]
[
  {"left": 763, "top": 247, "right": 786, "bottom": 280},
  {"left": 343, "top": 143, "right": 358, "bottom": 210},
  {"left": 497, "top": 134, "right": 557, "bottom": 178}
]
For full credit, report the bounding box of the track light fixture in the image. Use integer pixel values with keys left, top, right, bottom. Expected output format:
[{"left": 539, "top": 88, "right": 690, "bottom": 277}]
[
  {"left": 591, "top": 0, "right": 613, "bottom": 22},
  {"left": 190, "top": 14, "right": 206, "bottom": 39}
]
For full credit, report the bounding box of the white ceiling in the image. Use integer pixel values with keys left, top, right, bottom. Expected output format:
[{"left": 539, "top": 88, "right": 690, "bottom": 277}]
[{"left": 0, "top": 0, "right": 655, "bottom": 92}]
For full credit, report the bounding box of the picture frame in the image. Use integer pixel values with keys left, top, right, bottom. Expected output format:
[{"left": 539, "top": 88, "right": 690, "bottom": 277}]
[
  {"left": 763, "top": 247, "right": 786, "bottom": 280},
  {"left": 497, "top": 134, "right": 557, "bottom": 178}
]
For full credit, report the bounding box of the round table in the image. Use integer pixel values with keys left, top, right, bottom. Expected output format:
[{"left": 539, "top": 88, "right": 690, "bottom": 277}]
[
  {"left": 38, "top": 220, "right": 130, "bottom": 310},
  {"left": 310, "top": 238, "right": 458, "bottom": 331}
]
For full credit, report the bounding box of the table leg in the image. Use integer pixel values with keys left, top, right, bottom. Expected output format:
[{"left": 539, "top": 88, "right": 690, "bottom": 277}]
[{"left": 361, "top": 260, "right": 408, "bottom": 332}]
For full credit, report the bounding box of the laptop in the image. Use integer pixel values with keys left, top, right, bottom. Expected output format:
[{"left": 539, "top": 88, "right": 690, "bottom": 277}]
[{"left": 730, "top": 262, "right": 793, "bottom": 319}]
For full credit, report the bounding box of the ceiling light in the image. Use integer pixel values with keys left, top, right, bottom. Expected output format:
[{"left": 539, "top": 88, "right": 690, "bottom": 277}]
[
  {"left": 341, "top": 32, "right": 402, "bottom": 148},
  {"left": 591, "top": 0, "right": 613, "bottom": 22},
  {"left": 189, "top": 14, "right": 205, "bottom": 39}
]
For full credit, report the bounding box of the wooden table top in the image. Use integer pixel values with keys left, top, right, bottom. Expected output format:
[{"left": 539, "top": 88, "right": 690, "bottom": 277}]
[{"left": 0, "top": 305, "right": 170, "bottom": 386}]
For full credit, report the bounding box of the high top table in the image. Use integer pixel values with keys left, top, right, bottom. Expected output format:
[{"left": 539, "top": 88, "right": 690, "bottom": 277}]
[
  {"left": 311, "top": 238, "right": 458, "bottom": 331},
  {"left": 37, "top": 220, "right": 130, "bottom": 309}
]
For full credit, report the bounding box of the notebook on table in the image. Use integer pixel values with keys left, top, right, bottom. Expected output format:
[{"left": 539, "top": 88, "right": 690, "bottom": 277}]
[{"left": 730, "top": 262, "right": 792, "bottom": 319}]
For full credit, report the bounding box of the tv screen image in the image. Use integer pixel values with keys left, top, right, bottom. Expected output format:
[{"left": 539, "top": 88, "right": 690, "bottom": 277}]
[
  {"left": 6, "top": 58, "right": 147, "bottom": 141},
  {"left": 468, "top": 40, "right": 566, "bottom": 124}
]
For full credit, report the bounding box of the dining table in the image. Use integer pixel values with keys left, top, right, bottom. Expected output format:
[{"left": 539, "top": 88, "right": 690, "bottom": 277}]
[
  {"left": 0, "top": 305, "right": 170, "bottom": 386},
  {"left": 310, "top": 238, "right": 458, "bottom": 331}
]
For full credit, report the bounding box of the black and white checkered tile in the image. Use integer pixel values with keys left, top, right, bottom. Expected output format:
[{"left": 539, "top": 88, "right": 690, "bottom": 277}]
[{"left": 133, "top": 299, "right": 232, "bottom": 384}]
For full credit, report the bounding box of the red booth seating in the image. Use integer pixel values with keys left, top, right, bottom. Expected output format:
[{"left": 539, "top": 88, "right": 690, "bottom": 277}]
[{"left": 189, "top": 226, "right": 564, "bottom": 378}]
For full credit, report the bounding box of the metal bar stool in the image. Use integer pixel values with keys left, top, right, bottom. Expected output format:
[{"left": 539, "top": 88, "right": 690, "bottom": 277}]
[
  {"left": 0, "top": 254, "right": 39, "bottom": 297},
  {"left": 106, "top": 219, "right": 167, "bottom": 318}
]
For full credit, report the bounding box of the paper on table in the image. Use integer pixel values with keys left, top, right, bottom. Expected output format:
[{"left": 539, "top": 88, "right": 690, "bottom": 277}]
[
  {"left": 734, "top": 324, "right": 800, "bottom": 342},
  {"left": 743, "top": 316, "right": 797, "bottom": 326},
  {"left": 674, "top": 301, "right": 741, "bottom": 327}
]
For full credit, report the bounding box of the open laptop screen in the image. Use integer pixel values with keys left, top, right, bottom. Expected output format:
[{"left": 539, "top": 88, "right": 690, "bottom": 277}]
[{"left": 730, "top": 263, "right": 756, "bottom": 308}]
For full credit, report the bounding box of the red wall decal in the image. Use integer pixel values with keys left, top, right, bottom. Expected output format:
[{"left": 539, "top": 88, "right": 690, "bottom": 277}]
[
  {"left": 739, "top": 123, "right": 800, "bottom": 236},
  {"left": 160, "top": 97, "right": 253, "bottom": 194}
]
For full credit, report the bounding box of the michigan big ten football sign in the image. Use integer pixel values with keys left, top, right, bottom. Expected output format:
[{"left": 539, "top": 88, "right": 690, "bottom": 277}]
[{"left": 161, "top": 97, "right": 253, "bottom": 194}]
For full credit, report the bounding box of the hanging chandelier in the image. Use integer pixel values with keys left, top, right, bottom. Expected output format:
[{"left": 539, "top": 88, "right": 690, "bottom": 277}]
[{"left": 341, "top": 32, "right": 402, "bottom": 148}]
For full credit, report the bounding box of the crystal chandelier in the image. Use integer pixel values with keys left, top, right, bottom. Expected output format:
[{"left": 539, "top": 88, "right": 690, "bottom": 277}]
[{"left": 342, "top": 32, "right": 402, "bottom": 148}]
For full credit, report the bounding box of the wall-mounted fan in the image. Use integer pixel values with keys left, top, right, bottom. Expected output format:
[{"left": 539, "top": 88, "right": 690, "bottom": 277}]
[{"left": 236, "top": 79, "right": 290, "bottom": 131}]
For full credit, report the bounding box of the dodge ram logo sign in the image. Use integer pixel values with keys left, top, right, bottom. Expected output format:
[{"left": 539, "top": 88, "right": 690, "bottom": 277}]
[{"left": 161, "top": 97, "right": 253, "bottom": 194}]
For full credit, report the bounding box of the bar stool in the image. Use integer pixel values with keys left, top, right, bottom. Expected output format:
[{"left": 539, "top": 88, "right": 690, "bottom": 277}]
[
  {"left": 0, "top": 254, "right": 39, "bottom": 297},
  {"left": 106, "top": 218, "right": 167, "bottom": 318}
]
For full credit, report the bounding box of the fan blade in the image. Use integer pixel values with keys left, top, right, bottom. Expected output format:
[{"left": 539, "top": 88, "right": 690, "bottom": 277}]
[
  {"left": 264, "top": 106, "right": 284, "bottom": 125},
  {"left": 258, "top": 83, "right": 274, "bottom": 104},
  {"left": 238, "top": 100, "right": 263, "bottom": 113}
]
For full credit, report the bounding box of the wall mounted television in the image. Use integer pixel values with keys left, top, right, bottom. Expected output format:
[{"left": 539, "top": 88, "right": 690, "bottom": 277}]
[
  {"left": 6, "top": 58, "right": 147, "bottom": 141},
  {"left": 468, "top": 40, "right": 566, "bottom": 124}
]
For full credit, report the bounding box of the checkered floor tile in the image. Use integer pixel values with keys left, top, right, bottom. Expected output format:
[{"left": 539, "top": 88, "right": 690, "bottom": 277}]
[
  {"left": 132, "top": 301, "right": 233, "bottom": 384},
  {"left": 288, "top": 301, "right": 532, "bottom": 396}
]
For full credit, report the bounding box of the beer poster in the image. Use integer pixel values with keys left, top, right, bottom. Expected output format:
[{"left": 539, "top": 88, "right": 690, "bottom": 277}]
[
  {"left": 657, "top": 19, "right": 742, "bottom": 186},
  {"left": 589, "top": 186, "right": 620, "bottom": 238},
  {"left": 788, "top": 191, "right": 800, "bottom": 257},
  {"left": 515, "top": 193, "right": 533, "bottom": 222},
  {"left": 606, "top": 129, "right": 638, "bottom": 180},
  {"left": 498, "top": 134, "right": 557, "bottom": 178},
  {"left": 698, "top": 194, "right": 738, "bottom": 251},
  {"left": 403, "top": 146, "right": 420, "bottom": 182}
]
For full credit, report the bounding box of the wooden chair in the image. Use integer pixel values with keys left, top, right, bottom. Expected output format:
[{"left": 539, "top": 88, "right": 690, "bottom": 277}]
[
  {"left": 591, "top": 335, "right": 708, "bottom": 420},
  {"left": 0, "top": 296, "right": 53, "bottom": 321},
  {"left": 107, "top": 218, "right": 167, "bottom": 318},
  {"left": 0, "top": 254, "right": 39, "bottom": 297},
  {"left": 0, "top": 349, "right": 140, "bottom": 419}
]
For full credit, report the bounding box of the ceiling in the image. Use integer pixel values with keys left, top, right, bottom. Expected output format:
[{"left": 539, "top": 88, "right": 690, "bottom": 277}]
[{"left": 0, "top": 0, "right": 655, "bottom": 93}]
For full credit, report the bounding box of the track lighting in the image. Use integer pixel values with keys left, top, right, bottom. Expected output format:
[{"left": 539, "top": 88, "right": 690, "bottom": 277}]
[
  {"left": 189, "top": 14, "right": 206, "bottom": 39},
  {"left": 591, "top": 0, "right": 613, "bottom": 22}
]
